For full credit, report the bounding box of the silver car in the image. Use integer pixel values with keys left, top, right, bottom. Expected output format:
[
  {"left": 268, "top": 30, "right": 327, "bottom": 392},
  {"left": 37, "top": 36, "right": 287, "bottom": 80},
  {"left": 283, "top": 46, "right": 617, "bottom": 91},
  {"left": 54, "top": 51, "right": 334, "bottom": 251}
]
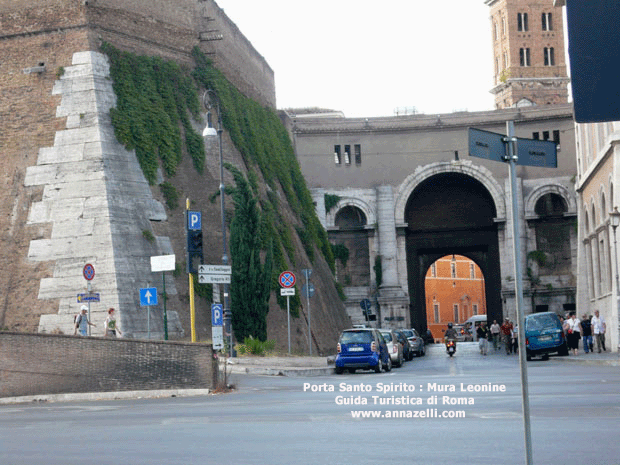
[
  {"left": 380, "top": 330, "right": 405, "bottom": 367},
  {"left": 401, "top": 328, "right": 426, "bottom": 357}
]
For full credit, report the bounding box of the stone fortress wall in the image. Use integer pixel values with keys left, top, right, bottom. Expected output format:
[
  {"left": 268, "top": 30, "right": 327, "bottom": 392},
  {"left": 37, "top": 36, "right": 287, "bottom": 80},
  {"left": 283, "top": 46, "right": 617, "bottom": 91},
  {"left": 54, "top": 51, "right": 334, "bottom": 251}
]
[{"left": 0, "top": 0, "right": 276, "bottom": 335}]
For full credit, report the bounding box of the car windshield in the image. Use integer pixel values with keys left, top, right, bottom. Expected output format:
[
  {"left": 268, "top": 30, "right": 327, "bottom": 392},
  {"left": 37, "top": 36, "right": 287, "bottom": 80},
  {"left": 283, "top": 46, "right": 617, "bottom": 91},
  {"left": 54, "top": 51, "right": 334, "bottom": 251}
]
[
  {"left": 401, "top": 330, "right": 414, "bottom": 338},
  {"left": 380, "top": 332, "right": 393, "bottom": 342},
  {"left": 526, "top": 314, "right": 558, "bottom": 331},
  {"left": 340, "top": 331, "right": 374, "bottom": 344}
]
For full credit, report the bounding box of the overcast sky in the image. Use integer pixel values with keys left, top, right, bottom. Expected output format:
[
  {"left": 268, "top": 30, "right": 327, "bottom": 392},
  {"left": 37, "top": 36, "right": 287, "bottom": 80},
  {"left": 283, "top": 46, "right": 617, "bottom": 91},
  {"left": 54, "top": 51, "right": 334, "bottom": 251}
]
[{"left": 213, "top": 0, "right": 496, "bottom": 117}]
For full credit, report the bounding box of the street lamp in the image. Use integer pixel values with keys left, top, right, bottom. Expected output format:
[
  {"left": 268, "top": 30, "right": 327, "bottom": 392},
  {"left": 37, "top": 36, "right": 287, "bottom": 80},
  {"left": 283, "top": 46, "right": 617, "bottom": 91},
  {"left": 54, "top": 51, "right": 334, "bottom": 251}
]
[
  {"left": 203, "top": 89, "right": 232, "bottom": 358},
  {"left": 609, "top": 207, "right": 620, "bottom": 299}
]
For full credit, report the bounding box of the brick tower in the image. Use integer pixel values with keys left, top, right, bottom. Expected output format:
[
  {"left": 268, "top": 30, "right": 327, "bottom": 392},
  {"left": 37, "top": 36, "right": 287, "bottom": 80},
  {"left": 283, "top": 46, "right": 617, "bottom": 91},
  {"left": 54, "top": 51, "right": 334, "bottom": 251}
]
[{"left": 486, "top": 0, "right": 569, "bottom": 109}]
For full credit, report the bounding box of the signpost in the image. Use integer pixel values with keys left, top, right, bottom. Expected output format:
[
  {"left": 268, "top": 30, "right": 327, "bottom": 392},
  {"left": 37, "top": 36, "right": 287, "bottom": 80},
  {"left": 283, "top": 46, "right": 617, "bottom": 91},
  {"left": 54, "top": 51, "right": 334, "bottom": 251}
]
[
  {"left": 82, "top": 263, "right": 95, "bottom": 335},
  {"left": 199, "top": 264, "right": 232, "bottom": 351},
  {"left": 140, "top": 287, "right": 158, "bottom": 339},
  {"left": 302, "top": 269, "right": 313, "bottom": 356},
  {"left": 360, "top": 298, "right": 372, "bottom": 321},
  {"left": 279, "top": 271, "right": 296, "bottom": 354},
  {"left": 151, "top": 254, "right": 175, "bottom": 340},
  {"left": 211, "top": 303, "right": 224, "bottom": 350},
  {"left": 469, "top": 124, "right": 557, "bottom": 465}
]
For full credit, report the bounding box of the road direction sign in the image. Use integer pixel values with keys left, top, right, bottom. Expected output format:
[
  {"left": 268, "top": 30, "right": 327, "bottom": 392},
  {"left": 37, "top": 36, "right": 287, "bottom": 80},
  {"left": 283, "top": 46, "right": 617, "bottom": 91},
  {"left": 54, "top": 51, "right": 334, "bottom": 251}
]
[
  {"left": 280, "top": 288, "right": 295, "bottom": 296},
  {"left": 279, "top": 271, "right": 296, "bottom": 288},
  {"left": 199, "top": 265, "right": 231, "bottom": 274},
  {"left": 139, "top": 287, "right": 158, "bottom": 306},
  {"left": 211, "top": 304, "right": 223, "bottom": 326},
  {"left": 187, "top": 211, "right": 202, "bottom": 231},
  {"left": 516, "top": 138, "right": 557, "bottom": 168},
  {"left": 469, "top": 128, "right": 557, "bottom": 168},
  {"left": 212, "top": 326, "right": 224, "bottom": 350},
  {"left": 198, "top": 274, "right": 231, "bottom": 284},
  {"left": 83, "top": 263, "right": 95, "bottom": 281},
  {"left": 77, "top": 293, "right": 100, "bottom": 303},
  {"left": 360, "top": 299, "right": 372, "bottom": 311},
  {"left": 468, "top": 128, "right": 507, "bottom": 163}
]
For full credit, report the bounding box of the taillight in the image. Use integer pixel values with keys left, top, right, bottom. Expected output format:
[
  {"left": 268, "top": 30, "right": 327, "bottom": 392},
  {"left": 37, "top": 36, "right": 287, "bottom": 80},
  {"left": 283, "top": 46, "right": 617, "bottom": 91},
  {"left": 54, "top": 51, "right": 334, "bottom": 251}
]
[
  {"left": 337, "top": 343, "right": 341, "bottom": 353},
  {"left": 525, "top": 338, "right": 529, "bottom": 346},
  {"left": 371, "top": 341, "right": 377, "bottom": 352}
]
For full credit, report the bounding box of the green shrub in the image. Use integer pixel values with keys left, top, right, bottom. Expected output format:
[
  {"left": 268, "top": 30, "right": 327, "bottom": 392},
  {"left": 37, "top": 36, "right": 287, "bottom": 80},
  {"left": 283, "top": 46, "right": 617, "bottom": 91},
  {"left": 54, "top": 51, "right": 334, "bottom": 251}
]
[
  {"left": 236, "top": 336, "right": 276, "bottom": 356},
  {"left": 160, "top": 181, "right": 179, "bottom": 210}
]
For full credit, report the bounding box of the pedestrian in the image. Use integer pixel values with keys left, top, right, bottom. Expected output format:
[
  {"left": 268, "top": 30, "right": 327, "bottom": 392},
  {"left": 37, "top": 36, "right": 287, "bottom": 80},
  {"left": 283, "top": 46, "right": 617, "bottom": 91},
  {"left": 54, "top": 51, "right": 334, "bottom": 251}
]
[
  {"left": 565, "top": 312, "right": 582, "bottom": 355},
  {"left": 490, "top": 319, "right": 501, "bottom": 350},
  {"left": 103, "top": 307, "right": 122, "bottom": 337},
  {"left": 512, "top": 323, "right": 519, "bottom": 354},
  {"left": 477, "top": 322, "right": 489, "bottom": 355},
  {"left": 74, "top": 305, "right": 95, "bottom": 336},
  {"left": 500, "top": 318, "right": 514, "bottom": 354},
  {"left": 591, "top": 310, "right": 607, "bottom": 353},
  {"left": 580, "top": 314, "right": 593, "bottom": 354}
]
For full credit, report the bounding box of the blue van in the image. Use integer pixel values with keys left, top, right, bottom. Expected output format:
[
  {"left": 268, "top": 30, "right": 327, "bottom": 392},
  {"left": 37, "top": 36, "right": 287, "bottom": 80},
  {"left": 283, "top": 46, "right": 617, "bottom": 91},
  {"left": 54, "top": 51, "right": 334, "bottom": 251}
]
[{"left": 524, "top": 312, "right": 569, "bottom": 360}]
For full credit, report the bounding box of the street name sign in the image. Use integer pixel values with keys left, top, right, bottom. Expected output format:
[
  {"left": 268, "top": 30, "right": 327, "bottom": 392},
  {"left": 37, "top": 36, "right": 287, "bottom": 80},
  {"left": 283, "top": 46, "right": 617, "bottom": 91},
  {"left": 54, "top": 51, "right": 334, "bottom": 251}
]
[
  {"left": 469, "top": 128, "right": 557, "bottom": 168},
  {"left": 280, "top": 288, "right": 295, "bottom": 296},
  {"left": 77, "top": 293, "right": 100, "bottom": 303},
  {"left": 198, "top": 274, "right": 231, "bottom": 284},
  {"left": 199, "top": 265, "right": 231, "bottom": 274},
  {"left": 150, "top": 254, "right": 176, "bottom": 272}
]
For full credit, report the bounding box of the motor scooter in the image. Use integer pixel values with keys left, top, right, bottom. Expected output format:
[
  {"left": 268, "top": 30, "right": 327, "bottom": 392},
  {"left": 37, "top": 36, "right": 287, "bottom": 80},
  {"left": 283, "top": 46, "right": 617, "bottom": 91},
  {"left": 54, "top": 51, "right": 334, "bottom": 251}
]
[{"left": 445, "top": 339, "right": 457, "bottom": 357}]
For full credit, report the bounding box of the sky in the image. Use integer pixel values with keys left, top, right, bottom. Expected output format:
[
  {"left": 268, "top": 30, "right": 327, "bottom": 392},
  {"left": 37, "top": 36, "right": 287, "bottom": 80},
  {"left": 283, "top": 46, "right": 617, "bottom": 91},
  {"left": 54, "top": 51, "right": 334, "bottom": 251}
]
[{"left": 213, "top": 0, "right": 496, "bottom": 118}]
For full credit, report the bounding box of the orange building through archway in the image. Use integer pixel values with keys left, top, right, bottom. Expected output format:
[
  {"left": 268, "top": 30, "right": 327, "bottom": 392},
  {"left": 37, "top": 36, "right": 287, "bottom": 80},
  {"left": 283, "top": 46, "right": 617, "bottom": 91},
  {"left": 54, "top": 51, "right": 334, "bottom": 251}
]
[{"left": 425, "top": 255, "right": 487, "bottom": 338}]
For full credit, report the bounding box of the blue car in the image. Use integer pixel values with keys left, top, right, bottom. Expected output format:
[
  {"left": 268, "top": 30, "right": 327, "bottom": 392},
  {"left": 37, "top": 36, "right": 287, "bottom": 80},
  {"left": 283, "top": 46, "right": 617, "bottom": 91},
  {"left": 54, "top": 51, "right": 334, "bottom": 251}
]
[
  {"left": 525, "top": 312, "right": 569, "bottom": 360},
  {"left": 335, "top": 328, "right": 392, "bottom": 374}
]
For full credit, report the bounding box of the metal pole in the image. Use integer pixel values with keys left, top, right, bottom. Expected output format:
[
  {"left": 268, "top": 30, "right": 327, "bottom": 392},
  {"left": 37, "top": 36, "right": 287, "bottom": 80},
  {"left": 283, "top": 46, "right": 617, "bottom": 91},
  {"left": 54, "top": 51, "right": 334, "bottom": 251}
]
[
  {"left": 304, "top": 269, "right": 312, "bottom": 356},
  {"left": 87, "top": 282, "right": 92, "bottom": 336},
  {"left": 162, "top": 271, "right": 168, "bottom": 340},
  {"left": 187, "top": 198, "right": 197, "bottom": 343},
  {"left": 506, "top": 121, "right": 533, "bottom": 465},
  {"left": 287, "top": 295, "right": 291, "bottom": 354}
]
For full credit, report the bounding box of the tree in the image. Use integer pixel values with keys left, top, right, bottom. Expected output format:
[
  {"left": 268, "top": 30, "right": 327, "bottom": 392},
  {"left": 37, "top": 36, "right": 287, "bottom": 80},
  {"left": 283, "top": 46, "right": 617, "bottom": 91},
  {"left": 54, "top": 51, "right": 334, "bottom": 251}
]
[{"left": 228, "top": 166, "right": 273, "bottom": 341}]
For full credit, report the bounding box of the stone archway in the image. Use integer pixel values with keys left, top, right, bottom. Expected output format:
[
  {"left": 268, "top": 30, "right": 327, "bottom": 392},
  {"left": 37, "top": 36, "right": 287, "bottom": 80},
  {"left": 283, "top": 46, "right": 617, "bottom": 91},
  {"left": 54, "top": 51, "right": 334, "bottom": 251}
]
[{"left": 401, "top": 168, "right": 503, "bottom": 334}]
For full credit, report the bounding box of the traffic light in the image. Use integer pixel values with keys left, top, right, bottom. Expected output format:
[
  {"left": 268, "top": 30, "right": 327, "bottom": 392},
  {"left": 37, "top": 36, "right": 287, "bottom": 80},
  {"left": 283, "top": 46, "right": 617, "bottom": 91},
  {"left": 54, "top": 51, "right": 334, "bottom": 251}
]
[{"left": 187, "top": 230, "right": 203, "bottom": 273}]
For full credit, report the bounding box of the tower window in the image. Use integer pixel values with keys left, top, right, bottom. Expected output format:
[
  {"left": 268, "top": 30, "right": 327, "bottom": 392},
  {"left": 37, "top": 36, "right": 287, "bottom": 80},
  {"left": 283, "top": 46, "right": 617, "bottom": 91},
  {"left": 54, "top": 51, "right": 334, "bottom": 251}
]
[
  {"left": 344, "top": 145, "right": 351, "bottom": 164},
  {"left": 542, "top": 12, "right": 553, "bottom": 31},
  {"left": 543, "top": 131, "right": 550, "bottom": 141},
  {"left": 519, "top": 48, "right": 531, "bottom": 67},
  {"left": 517, "top": 13, "right": 529, "bottom": 32},
  {"left": 354, "top": 144, "right": 362, "bottom": 165},
  {"left": 533, "top": 132, "right": 540, "bottom": 140},
  {"left": 553, "top": 130, "right": 560, "bottom": 145},
  {"left": 544, "top": 47, "right": 555, "bottom": 66}
]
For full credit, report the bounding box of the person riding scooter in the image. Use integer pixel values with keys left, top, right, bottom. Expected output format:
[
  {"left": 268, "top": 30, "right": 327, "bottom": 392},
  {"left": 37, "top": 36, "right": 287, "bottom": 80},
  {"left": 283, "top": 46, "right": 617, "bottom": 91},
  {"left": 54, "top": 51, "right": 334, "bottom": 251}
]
[{"left": 444, "top": 322, "right": 458, "bottom": 356}]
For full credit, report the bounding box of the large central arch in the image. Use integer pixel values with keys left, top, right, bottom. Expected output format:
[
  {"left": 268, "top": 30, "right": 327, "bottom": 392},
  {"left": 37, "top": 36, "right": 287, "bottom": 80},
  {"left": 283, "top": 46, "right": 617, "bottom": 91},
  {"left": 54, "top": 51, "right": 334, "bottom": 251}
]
[{"left": 402, "top": 169, "right": 503, "bottom": 332}]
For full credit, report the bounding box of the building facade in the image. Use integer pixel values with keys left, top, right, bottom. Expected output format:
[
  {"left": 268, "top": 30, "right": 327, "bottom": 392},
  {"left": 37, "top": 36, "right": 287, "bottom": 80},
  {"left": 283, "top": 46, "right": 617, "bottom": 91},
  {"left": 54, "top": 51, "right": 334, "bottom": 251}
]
[
  {"left": 425, "top": 255, "right": 487, "bottom": 337},
  {"left": 284, "top": 105, "right": 578, "bottom": 333}
]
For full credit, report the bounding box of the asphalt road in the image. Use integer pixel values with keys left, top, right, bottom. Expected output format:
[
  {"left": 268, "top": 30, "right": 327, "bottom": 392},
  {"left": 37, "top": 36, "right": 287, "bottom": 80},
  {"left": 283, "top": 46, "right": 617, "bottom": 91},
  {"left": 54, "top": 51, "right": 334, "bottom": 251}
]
[{"left": 1, "top": 343, "right": 619, "bottom": 465}]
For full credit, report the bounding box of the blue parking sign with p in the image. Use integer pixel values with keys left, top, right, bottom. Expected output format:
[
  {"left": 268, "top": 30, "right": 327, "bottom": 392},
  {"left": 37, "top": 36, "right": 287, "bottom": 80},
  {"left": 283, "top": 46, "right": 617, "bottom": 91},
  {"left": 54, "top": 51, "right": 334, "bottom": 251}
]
[
  {"left": 188, "top": 211, "right": 201, "bottom": 231},
  {"left": 211, "top": 304, "right": 223, "bottom": 326}
]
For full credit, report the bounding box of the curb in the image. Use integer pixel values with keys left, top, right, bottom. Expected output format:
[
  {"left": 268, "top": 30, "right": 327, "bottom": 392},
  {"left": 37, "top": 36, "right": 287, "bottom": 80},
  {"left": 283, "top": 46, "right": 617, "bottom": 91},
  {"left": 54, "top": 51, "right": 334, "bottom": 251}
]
[
  {"left": 226, "top": 366, "right": 335, "bottom": 377},
  {"left": 0, "top": 388, "right": 211, "bottom": 405}
]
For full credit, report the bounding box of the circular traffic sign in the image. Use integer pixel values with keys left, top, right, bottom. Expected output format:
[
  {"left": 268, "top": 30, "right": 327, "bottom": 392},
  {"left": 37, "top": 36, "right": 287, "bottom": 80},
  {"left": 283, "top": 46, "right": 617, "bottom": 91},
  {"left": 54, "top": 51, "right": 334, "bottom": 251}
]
[
  {"left": 83, "top": 263, "right": 95, "bottom": 281},
  {"left": 279, "top": 271, "right": 296, "bottom": 288}
]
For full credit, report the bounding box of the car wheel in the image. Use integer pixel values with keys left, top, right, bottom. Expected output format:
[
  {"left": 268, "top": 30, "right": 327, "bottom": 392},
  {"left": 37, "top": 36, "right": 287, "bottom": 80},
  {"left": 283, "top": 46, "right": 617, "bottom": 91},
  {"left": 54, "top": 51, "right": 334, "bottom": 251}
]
[
  {"left": 335, "top": 367, "right": 344, "bottom": 374},
  {"left": 374, "top": 358, "right": 382, "bottom": 373},
  {"left": 384, "top": 356, "right": 392, "bottom": 372},
  {"left": 348, "top": 368, "right": 356, "bottom": 374},
  {"left": 558, "top": 342, "right": 569, "bottom": 356},
  {"left": 419, "top": 347, "right": 425, "bottom": 357},
  {"left": 526, "top": 354, "right": 532, "bottom": 361},
  {"left": 408, "top": 352, "right": 414, "bottom": 361}
]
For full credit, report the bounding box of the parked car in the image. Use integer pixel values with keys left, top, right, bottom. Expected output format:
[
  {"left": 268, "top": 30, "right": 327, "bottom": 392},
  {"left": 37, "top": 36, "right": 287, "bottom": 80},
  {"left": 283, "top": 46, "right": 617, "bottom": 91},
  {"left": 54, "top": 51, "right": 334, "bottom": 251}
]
[
  {"left": 422, "top": 329, "right": 435, "bottom": 344},
  {"left": 394, "top": 330, "right": 413, "bottom": 361},
  {"left": 335, "top": 328, "right": 392, "bottom": 374},
  {"left": 380, "top": 330, "right": 405, "bottom": 367},
  {"left": 400, "top": 328, "right": 426, "bottom": 357},
  {"left": 524, "top": 311, "right": 569, "bottom": 360}
]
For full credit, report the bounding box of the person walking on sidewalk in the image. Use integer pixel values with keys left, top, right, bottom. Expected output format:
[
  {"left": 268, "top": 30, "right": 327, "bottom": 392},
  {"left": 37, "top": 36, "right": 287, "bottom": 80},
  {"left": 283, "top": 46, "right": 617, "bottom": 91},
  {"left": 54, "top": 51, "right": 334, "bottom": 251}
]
[
  {"left": 566, "top": 312, "right": 582, "bottom": 356},
  {"left": 74, "top": 305, "right": 95, "bottom": 336},
  {"left": 490, "top": 320, "right": 501, "bottom": 350},
  {"left": 580, "top": 314, "right": 593, "bottom": 353},
  {"left": 477, "top": 322, "right": 489, "bottom": 355},
  {"left": 591, "top": 310, "right": 607, "bottom": 353},
  {"left": 501, "top": 318, "right": 514, "bottom": 354}
]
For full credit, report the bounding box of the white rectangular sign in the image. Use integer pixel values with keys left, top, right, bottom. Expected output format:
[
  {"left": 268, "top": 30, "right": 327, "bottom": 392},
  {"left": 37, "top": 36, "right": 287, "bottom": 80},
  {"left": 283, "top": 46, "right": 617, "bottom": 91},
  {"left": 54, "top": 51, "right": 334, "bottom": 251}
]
[
  {"left": 212, "top": 326, "right": 224, "bottom": 350},
  {"left": 199, "top": 264, "right": 231, "bottom": 274},
  {"left": 150, "top": 254, "right": 176, "bottom": 272},
  {"left": 198, "top": 274, "right": 231, "bottom": 284},
  {"left": 280, "top": 288, "right": 295, "bottom": 296}
]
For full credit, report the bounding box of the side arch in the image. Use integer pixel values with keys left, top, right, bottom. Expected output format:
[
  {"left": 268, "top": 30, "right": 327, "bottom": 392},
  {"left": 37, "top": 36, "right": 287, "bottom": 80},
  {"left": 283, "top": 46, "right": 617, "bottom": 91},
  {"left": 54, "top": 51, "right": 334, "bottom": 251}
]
[
  {"left": 325, "top": 198, "right": 376, "bottom": 229},
  {"left": 524, "top": 183, "right": 576, "bottom": 218},
  {"left": 394, "top": 161, "right": 506, "bottom": 224}
]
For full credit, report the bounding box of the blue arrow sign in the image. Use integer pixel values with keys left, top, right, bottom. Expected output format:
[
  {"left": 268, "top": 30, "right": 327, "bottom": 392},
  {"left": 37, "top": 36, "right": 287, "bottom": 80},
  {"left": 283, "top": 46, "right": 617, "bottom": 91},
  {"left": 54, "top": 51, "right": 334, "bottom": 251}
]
[
  {"left": 140, "top": 287, "right": 158, "bottom": 306},
  {"left": 211, "top": 304, "right": 223, "bottom": 326}
]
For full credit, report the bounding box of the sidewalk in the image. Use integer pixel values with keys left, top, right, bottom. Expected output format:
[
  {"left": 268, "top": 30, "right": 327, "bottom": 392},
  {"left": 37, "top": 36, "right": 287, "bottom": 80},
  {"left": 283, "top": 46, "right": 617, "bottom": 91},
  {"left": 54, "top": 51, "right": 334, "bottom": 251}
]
[
  {"left": 221, "top": 355, "right": 334, "bottom": 377},
  {"left": 550, "top": 349, "right": 620, "bottom": 366}
]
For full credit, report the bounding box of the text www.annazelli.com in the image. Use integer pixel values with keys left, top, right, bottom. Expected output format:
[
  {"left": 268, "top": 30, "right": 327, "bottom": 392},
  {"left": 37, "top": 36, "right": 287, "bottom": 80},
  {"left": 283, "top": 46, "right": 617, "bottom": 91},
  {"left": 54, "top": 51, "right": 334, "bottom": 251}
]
[{"left": 351, "top": 409, "right": 466, "bottom": 419}]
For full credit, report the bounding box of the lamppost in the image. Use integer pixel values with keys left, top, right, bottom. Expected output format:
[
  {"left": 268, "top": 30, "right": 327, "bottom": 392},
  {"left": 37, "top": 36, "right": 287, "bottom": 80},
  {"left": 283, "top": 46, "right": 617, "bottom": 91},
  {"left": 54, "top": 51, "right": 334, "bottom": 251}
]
[
  {"left": 609, "top": 207, "right": 620, "bottom": 309},
  {"left": 203, "top": 90, "right": 232, "bottom": 358}
]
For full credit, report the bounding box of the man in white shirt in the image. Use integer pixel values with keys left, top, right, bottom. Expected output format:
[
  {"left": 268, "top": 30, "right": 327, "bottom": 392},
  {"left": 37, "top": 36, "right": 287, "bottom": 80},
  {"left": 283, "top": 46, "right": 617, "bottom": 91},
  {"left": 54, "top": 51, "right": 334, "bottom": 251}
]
[{"left": 591, "top": 310, "right": 607, "bottom": 353}]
